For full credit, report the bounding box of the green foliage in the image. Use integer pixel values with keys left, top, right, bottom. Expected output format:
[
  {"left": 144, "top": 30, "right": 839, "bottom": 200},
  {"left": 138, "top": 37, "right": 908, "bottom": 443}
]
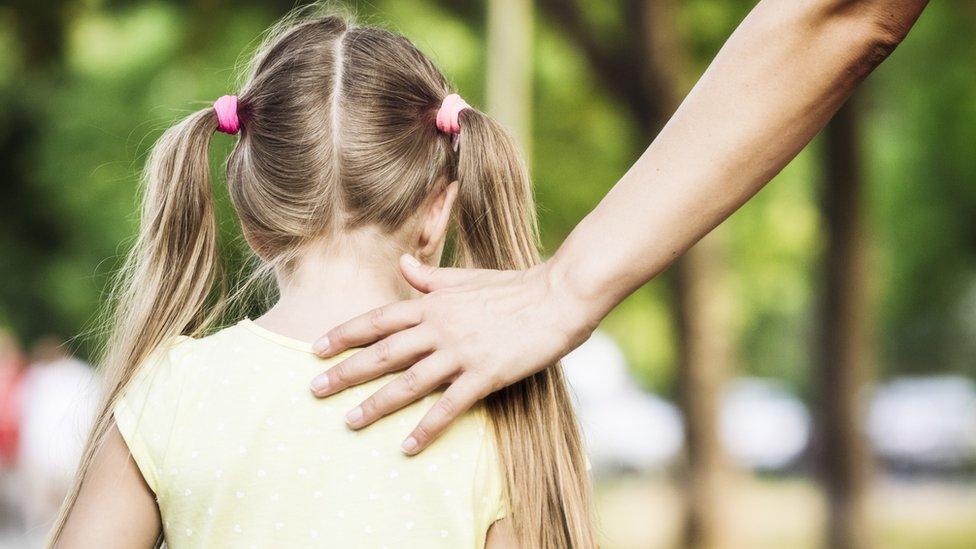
[
  {"left": 869, "top": 2, "right": 976, "bottom": 378},
  {"left": 0, "top": 0, "right": 973, "bottom": 388}
]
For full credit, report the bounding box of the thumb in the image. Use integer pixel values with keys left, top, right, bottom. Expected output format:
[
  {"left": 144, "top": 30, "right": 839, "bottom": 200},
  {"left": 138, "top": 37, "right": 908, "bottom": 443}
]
[{"left": 399, "top": 254, "right": 482, "bottom": 293}]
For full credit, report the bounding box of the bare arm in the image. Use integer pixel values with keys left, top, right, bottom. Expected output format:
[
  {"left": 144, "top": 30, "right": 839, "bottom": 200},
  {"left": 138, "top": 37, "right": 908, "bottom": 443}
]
[
  {"left": 310, "top": 0, "right": 929, "bottom": 454},
  {"left": 485, "top": 518, "right": 519, "bottom": 549},
  {"left": 55, "top": 425, "right": 161, "bottom": 548},
  {"left": 552, "top": 0, "right": 927, "bottom": 319}
]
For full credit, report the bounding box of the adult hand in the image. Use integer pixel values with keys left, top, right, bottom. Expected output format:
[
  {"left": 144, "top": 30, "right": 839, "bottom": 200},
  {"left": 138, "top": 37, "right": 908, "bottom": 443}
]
[{"left": 309, "top": 254, "right": 596, "bottom": 455}]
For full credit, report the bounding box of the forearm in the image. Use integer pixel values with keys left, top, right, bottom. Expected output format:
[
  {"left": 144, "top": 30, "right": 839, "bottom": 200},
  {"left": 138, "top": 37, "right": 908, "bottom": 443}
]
[{"left": 549, "top": 0, "right": 927, "bottom": 324}]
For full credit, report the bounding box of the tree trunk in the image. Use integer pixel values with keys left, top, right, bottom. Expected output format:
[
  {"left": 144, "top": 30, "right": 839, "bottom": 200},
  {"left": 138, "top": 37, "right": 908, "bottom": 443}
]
[
  {"left": 0, "top": 4, "right": 70, "bottom": 341},
  {"left": 670, "top": 235, "right": 734, "bottom": 549},
  {"left": 817, "top": 96, "right": 873, "bottom": 549},
  {"left": 533, "top": 1, "right": 735, "bottom": 544},
  {"left": 12, "top": 4, "right": 65, "bottom": 68},
  {"left": 639, "top": 2, "right": 734, "bottom": 547},
  {"left": 487, "top": 0, "right": 534, "bottom": 157}
]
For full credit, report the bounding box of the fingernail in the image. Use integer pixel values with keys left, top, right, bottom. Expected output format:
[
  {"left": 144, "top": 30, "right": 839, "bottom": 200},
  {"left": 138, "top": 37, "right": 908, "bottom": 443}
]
[
  {"left": 401, "top": 437, "right": 418, "bottom": 454},
  {"left": 345, "top": 407, "right": 363, "bottom": 427},
  {"left": 403, "top": 254, "right": 421, "bottom": 268},
  {"left": 310, "top": 375, "right": 330, "bottom": 395},
  {"left": 312, "top": 336, "right": 330, "bottom": 355}
]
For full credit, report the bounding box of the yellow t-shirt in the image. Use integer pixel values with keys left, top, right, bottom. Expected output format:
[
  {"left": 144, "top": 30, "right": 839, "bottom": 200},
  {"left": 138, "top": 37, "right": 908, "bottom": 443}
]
[{"left": 114, "top": 319, "right": 506, "bottom": 549}]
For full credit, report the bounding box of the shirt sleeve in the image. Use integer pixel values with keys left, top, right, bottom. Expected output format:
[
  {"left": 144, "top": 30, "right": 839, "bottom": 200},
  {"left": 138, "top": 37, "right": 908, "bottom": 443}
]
[
  {"left": 112, "top": 336, "right": 192, "bottom": 496},
  {"left": 474, "top": 410, "right": 509, "bottom": 535}
]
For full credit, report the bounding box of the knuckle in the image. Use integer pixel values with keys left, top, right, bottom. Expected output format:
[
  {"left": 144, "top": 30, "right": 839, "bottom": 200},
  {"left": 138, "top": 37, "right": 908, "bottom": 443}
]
[
  {"left": 399, "top": 368, "right": 422, "bottom": 395},
  {"left": 453, "top": 345, "right": 476, "bottom": 370},
  {"left": 360, "top": 397, "right": 379, "bottom": 418},
  {"left": 374, "top": 339, "right": 392, "bottom": 365},
  {"left": 434, "top": 396, "right": 457, "bottom": 419},
  {"left": 481, "top": 368, "right": 505, "bottom": 393},
  {"left": 368, "top": 306, "right": 385, "bottom": 331},
  {"left": 417, "top": 294, "right": 434, "bottom": 316},
  {"left": 329, "top": 365, "right": 348, "bottom": 386},
  {"left": 330, "top": 324, "right": 347, "bottom": 346},
  {"left": 413, "top": 423, "right": 433, "bottom": 444}
]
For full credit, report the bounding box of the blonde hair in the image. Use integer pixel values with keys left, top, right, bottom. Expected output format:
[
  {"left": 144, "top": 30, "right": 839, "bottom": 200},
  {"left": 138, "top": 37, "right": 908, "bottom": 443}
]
[{"left": 51, "top": 9, "right": 595, "bottom": 548}]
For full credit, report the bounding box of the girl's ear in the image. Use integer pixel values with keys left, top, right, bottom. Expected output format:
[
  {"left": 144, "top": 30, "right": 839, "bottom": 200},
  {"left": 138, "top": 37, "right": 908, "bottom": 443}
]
[{"left": 417, "top": 180, "right": 459, "bottom": 263}]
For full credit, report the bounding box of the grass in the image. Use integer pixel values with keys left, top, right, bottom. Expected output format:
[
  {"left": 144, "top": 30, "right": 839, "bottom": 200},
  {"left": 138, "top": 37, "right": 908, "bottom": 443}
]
[{"left": 593, "top": 473, "right": 976, "bottom": 549}]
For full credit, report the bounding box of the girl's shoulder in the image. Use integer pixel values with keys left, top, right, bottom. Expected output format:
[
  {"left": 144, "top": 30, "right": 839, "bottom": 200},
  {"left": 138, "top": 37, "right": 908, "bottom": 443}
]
[
  {"left": 117, "top": 335, "right": 197, "bottom": 405},
  {"left": 112, "top": 325, "right": 263, "bottom": 494},
  {"left": 117, "top": 321, "right": 265, "bottom": 394},
  {"left": 112, "top": 334, "right": 198, "bottom": 494}
]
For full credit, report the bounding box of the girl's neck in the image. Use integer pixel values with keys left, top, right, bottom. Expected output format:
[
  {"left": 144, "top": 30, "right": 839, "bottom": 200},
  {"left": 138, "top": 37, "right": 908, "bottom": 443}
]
[{"left": 253, "top": 236, "right": 412, "bottom": 345}]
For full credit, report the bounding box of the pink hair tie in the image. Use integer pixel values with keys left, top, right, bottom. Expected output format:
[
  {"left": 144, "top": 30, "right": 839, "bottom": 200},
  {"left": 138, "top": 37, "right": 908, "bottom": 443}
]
[
  {"left": 436, "top": 93, "right": 469, "bottom": 149},
  {"left": 213, "top": 95, "right": 240, "bottom": 135}
]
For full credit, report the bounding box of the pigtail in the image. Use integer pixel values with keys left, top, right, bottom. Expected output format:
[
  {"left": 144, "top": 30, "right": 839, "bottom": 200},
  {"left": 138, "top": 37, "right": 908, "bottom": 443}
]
[
  {"left": 50, "top": 108, "right": 227, "bottom": 545},
  {"left": 453, "top": 109, "right": 597, "bottom": 549}
]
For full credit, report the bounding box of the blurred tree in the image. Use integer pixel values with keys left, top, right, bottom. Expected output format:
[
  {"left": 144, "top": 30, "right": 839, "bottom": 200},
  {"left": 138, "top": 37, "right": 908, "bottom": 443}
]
[
  {"left": 536, "top": 1, "right": 735, "bottom": 547},
  {"left": 641, "top": 3, "right": 734, "bottom": 547},
  {"left": 670, "top": 242, "right": 733, "bottom": 549},
  {"left": 487, "top": 0, "right": 533, "bottom": 153},
  {"left": 816, "top": 96, "right": 873, "bottom": 549},
  {"left": 869, "top": 2, "right": 976, "bottom": 378},
  {"left": 8, "top": 0, "right": 66, "bottom": 65},
  {"left": 0, "top": 1, "right": 73, "bottom": 342}
]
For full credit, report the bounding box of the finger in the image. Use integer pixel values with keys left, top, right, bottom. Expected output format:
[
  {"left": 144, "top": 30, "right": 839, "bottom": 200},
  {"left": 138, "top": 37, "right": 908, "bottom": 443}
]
[
  {"left": 398, "top": 254, "right": 485, "bottom": 294},
  {"left": 400, "top": 374, "right": 488, "bottom": 456},
  {"left": 314, "top": 300, "right": 423, "bottom": 357},
  {"left": 310, "top": 327, "right": 434, "bottom": 397},
  {"left": 344, "top": 353, "right": 453, "bottom": 430}
]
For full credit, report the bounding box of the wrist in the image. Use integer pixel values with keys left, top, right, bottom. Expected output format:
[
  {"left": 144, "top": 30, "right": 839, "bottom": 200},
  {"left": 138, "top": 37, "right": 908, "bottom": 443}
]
[{"left": 537, "top": 253, "right": 608, "bottom": 350}]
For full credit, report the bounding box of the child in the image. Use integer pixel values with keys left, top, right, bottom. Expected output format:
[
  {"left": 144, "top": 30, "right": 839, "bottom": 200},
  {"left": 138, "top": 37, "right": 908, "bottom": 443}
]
[{"left": 51, "top": 9, "right": 593, "bottom": 549}]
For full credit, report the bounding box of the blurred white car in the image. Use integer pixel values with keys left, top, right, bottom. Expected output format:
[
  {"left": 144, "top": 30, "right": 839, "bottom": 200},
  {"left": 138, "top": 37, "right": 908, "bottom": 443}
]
[
  {"left": 561, "top": 332, "right": 684, "bottom": 474},
  {"left": 867, "top": 375, "right": 976, "bottom": 470},
  {"left": 720, "top": 378, "right": 811, "bottom": 471}
]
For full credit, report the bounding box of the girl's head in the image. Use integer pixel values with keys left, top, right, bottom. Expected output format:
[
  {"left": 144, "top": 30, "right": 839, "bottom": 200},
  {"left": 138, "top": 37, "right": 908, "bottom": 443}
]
[
  {"left": 161, "top": 14, "right": 535, "bottom": 275},
  {"left": 54, "top": 10, "right": 593, "bottom": 548}
]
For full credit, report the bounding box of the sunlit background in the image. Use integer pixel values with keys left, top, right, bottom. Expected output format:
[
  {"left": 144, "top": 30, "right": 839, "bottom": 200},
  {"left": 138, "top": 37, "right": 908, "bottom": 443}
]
[{"left": 1, "top": 1, "right": 975, "bottom": 548}]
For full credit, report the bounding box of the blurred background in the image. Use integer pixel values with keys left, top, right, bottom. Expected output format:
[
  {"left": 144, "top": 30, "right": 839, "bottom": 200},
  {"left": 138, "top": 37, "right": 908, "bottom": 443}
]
[{"left": 0, "top": 0, "right": 974, "bottom": 547}]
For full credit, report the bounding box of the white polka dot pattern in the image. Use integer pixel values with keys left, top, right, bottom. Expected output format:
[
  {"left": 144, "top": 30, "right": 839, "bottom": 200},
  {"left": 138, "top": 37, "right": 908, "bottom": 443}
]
[{"left": 112, "top": 321, "right": 507, "bottom": 548}]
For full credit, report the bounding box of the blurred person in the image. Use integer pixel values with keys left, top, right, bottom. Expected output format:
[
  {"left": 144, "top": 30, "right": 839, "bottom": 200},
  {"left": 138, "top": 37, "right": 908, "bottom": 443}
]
[
  {"left": 0, "top": 328, "right": 27, "bottom": 532},
  {"left": 53, "top": 9, "right": 591, "bottom": 549},
  {"left": 0, "top": 329, "right": 27, "bottom": 471},
  {"left": 17, "top": 336, "right": 101, "bottom": 537}
]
